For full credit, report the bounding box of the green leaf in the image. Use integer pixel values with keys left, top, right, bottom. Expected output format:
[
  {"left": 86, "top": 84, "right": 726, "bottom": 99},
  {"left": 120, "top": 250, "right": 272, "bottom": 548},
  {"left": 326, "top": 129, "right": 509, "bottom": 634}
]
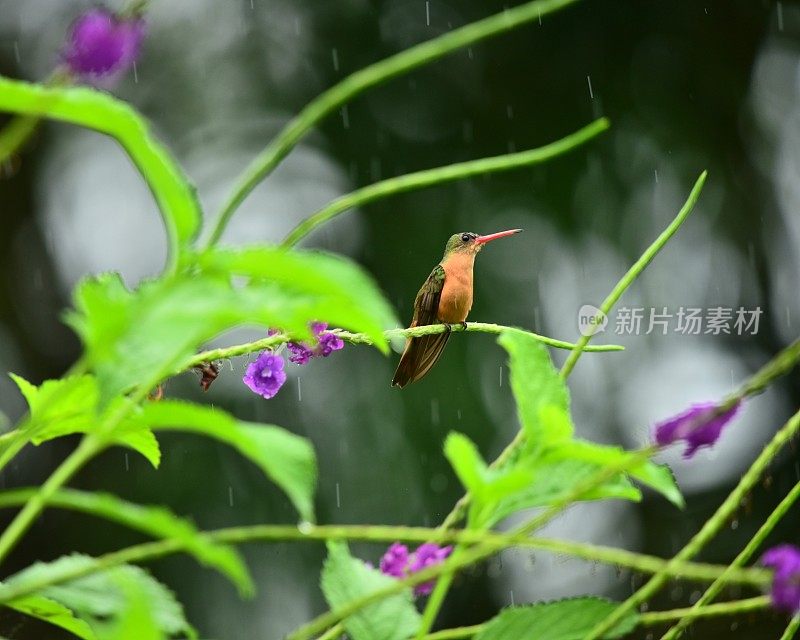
[
  {"left": 67, "top": 249, "right": 397, "bottom": 402},
  {"left": 6, "top": 374, "right": 160, "bottom": 468},
  {"left": 141, "top": 400, "right": 317, "bottom": 523},
  {"left": 5, "top": 593, "right": 96, "bottom": 640},
  {"left": 198, "top": 246, "right": 398, "bottom": 351},
  {"left": 321, "top": 542, "right": 421, "bottom": 640},
  {"left": 489, "top": 458, "right": 641, "bottom": 526},
  {"left": 475, "top": 597, "right": 638, "bottom": 640},
  {"left": 94, "top": 572, "right": 164, "bottom": 640},
  {"left": 444, "top": 432, "right": 535, "bottom": 527},
  {"left": 0, "top": 487, "right": 253, "bottom": 597},
  {"left": 498, "top": 331, "right": 573, "bottom": 455},
  {"left": 443, "top": 432, "right": 488, "bottom": 495},
  {"left": 543, "top": 441, "right": 684, "bottom": 508},
  {"left": 2, "top": 555, "right": 195, "bottom": 639},
  {"left": 0, "top": 77, "right": 200, "bottom": 265}
]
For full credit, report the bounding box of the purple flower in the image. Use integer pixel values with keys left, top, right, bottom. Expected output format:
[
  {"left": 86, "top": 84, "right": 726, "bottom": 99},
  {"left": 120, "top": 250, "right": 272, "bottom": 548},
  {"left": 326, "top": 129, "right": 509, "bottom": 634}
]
[
  {"left": 286, "top": 322, "right": 344, "bottom": 365},
  {"left": 762, "top": 545, "right": 800, "bottom": 613},
  {"left": 379, "top": 543, "right": 409, "bottom": 579},
  {"left": 62, "top": 8, "right": 146, "bottom": 78},
  {"left": 243, "top": 352, "right": 286, "bottom": 399},
  {"left": 410, "top": 543, "right": 453, "bottom": 595},
  {"left": 653, "top": 400, "right": 741, "bottom": 459},
  {"left": 379, "top": 542, "right": 452, "bottom": 596},
  {"left": 287, "top": 342, "right": 314, "bottom": 365}
]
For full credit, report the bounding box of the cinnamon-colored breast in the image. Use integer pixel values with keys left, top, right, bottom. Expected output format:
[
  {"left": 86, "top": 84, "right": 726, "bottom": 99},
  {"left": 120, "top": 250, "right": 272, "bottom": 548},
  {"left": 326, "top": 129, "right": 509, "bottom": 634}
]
[{"left": 437, "top": 253, "right": 475, "bottom": 323}]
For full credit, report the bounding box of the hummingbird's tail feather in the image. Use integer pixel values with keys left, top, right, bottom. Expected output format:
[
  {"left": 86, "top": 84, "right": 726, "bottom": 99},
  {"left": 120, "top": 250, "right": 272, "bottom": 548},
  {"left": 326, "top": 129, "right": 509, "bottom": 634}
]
[{"left": 391, "top": 331, "right": 450, "bottom": 388}]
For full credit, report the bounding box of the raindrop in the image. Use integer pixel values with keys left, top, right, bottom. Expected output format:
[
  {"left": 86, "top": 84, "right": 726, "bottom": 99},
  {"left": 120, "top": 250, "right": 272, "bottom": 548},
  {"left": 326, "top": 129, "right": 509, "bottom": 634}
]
[
  {"left": 499, "top": 365, "right": 503, "bottom": 387},
  {"left": 133, "top": 61, "right": 138, "bottom": 83},
  {"left": 298, "top": 521, "right": 313, "bottom": 535},
  {"left": 587, "top": 75, "right": 594, "bottom": 99},
  {"left": 425, "top": 1, "right": 431, "bottom": 26},
  {"left": 730, "top": 519, "right": 739, "bottom": 530},
  {"left": 538, "top": 9, "right": 542, "bottom": 25},
  {"left": 431, "top": 399, "right": 440, "bottom": 425},
  {"left": 777, "top": 2, "right": 784, "bottom": 31},
  {"left": 340, "top": 105, "right": 350, "bottom": 129},
  {"left": 228, "top": 486, "right": 234, "bottom": 507},
  {"left": 336, "top": 482, "right": 341, "bottom": 508},
  {"left": 506, "top": 104, "right": 514, "bottom": 119},
  {"left": 467, "top": 47, "right": 474, "bottom": 60},
  {"left": 689, "top": 590, "right": 701, "bottom": 604},
  {"left": 294, "top": 17, "right": 301, "bottom": 34},
  {"left": 639, "top": 602, "right": 649, "bottom": 612},
  {"left": 457, "top": 409, "right": 462, "bottom": 420},
  {"left": 509, "top": 590, "right": 515, "bottom": 605},
  {"left": 297, "top": 377, "right": 302, "bottom": 401},
  {"left": 13, "top": 41, "right": 20, "bottom": 63},
  {"left": 730, "top": 622, "right": 739, "bottom": 631},
  {"left": 124, "top": 453, "right": 129, "bottom": 471},
  {"left": 786, "top": 307, "right": 791, "bottom": 328},
  {"left": 654, "top": 169, "right": 659, "bottom": 183},
  {"left": 332, "top": 48, "right": 339, "bottom": 72}
]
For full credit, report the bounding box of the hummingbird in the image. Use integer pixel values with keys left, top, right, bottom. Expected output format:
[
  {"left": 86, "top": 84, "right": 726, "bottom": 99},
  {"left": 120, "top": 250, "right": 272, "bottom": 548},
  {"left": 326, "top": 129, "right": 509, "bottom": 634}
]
[{"left": 391, "top": 229, "right": 522, "bottom": 388}]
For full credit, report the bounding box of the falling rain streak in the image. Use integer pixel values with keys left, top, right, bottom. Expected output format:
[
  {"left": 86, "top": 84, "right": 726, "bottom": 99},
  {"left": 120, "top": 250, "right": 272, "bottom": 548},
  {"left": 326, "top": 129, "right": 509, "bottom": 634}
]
[{"left": 587, "top": 75, "right": 594, "bottom": 99}]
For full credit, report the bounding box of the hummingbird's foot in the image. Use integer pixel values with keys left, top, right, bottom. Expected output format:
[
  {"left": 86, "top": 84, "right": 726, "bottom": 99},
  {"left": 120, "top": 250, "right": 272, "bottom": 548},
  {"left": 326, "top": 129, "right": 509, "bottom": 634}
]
[
  {"left": 445, "top": 322, "right": 468, "bottom": 332},
  {"left": 459, "top": 321, "right": 468, "bottom": 331}
]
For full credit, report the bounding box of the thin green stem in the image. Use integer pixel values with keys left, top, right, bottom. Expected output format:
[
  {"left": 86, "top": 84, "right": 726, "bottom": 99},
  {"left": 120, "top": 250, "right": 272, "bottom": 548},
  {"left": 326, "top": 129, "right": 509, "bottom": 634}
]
[
  {"left": 0, "top": 437, "right": 100, "bottom": 565},
  {"left": 560, "top": 170, "right": 707, "bottom": 379},
  {"left": 176, "top": 322, "right": 622, "bottom": 375},
  {"left": 418, "top": 597, "right": 772, "bottom": 639},
  {"left": 0, "top": 521, "right": 769, "bottom": 605},
  {"left": 781, "top": 614, "right": 800, "bottom": 640},
  {"left": 640, "top": 596, "right": 771, "bottom": 625},
  {"left": 423, "top": 624, "right": 482, "bottom": 640},
  {"left": 732, "top": 338, "right": 800, "bottom": 404},
  {"left": 315, "top": 624, "right": 344, "bottom": 640},
  {"left": 659, "top": 479, "right": 800, "bottom": 640},
  {"left": 582, "top": 407, "right": 800, "bottom": 640},
  {"left": 0, "top": 116, "right": 41, "bottom": 166},
  {"left": 204, "top": 0, "right": 582, "bottom": 247},
  {"left": 281, "top": 118, "right": 609, "bottom": 247}
]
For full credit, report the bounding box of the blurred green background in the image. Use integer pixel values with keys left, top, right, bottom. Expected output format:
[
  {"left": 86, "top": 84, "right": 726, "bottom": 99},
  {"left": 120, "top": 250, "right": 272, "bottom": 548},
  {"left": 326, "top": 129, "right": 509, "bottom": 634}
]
[{"left": 1, "top": 0, "right": 799, "bottom": 637}]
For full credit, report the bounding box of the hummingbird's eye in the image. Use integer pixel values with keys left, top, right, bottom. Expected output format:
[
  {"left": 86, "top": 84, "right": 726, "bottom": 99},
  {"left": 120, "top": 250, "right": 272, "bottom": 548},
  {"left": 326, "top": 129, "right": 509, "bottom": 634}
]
[{"left": 461, "top": 233, "right": 471, "bottom": 243}]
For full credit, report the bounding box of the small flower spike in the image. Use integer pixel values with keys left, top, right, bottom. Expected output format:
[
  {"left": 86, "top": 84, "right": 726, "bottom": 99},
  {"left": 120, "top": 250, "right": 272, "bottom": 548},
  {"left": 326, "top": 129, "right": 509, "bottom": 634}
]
[{"left": 653, "top": 400, "right": 741, "bottom": 458}]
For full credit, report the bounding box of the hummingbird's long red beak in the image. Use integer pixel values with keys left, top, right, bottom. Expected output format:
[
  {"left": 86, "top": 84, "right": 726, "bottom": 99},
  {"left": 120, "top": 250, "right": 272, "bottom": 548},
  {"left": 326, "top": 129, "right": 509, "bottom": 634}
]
[{"left": 475, "top": 229, "right": 523, "bottom": 245}]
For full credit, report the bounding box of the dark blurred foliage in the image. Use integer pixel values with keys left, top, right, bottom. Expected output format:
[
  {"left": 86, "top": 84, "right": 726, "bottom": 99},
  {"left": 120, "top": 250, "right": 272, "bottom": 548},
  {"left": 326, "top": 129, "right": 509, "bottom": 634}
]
[{"left": 0, "top": 0, "right": 799, "bottom": 637}]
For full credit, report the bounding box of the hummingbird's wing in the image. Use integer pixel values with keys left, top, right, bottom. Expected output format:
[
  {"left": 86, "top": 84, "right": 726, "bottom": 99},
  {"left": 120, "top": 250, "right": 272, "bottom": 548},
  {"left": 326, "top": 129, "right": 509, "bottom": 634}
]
[{"left": 391, "top": 264, "right": 450, "bottom": 387}]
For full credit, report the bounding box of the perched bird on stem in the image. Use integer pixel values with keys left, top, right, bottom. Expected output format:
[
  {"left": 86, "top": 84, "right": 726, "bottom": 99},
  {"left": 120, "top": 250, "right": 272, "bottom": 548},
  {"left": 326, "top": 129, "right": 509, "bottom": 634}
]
[{"left": 392, "top": 229, "right": 522, "bottom": 388}]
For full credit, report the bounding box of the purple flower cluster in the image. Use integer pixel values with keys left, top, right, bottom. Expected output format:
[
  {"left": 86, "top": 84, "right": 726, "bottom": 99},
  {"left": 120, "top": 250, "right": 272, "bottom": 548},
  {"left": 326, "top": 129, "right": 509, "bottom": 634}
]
[
  {"left": 762, "top": 545, "right": 800, "bottom": 613},
  {"left": 242, "top": 323, "right": 344, "bottom": 399},
  {"left": 379, "top": 542, "right": 453, "bottom": 596},
  {"left": 62, "top": 8, "right": 146, "bottom": 79},
  {"left": 242, "top": 352, "right": 286, "bottom": 399},
  {"left": 653, "top": 400, "right": 741, "bottom": 458},
  {"left": 287, "top": 322, "right": 344, "bottom": 365}
]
